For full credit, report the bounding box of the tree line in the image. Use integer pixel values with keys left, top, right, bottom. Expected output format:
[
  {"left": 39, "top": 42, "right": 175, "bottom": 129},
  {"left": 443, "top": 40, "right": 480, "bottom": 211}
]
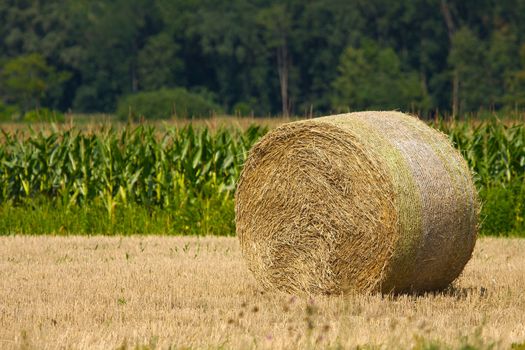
[{"left": 1, "top": 0, "right": 525, "bottom": 118}]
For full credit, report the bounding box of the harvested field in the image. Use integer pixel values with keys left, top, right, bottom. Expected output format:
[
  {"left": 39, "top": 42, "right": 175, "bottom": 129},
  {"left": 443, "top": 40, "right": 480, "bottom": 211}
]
[{"left": 0, "top": 236, "right": 524, "bottom": 349}]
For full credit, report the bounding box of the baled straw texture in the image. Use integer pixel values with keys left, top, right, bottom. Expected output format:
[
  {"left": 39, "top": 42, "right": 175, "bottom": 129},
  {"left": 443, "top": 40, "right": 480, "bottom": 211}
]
[{"left": 235, "top": 111, "right": 478, "bottom": 294}]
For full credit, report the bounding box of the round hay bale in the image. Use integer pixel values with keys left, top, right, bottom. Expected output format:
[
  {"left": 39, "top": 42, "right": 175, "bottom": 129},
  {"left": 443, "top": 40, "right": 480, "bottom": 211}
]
[{"left": 235, "top": 111, "right": 478, "bottom": 294}]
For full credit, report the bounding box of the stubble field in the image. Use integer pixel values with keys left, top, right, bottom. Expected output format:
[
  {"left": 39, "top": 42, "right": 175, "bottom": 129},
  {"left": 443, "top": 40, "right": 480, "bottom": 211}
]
[{"left": 1, "top": 236, "right": 524, "bottom": 350}]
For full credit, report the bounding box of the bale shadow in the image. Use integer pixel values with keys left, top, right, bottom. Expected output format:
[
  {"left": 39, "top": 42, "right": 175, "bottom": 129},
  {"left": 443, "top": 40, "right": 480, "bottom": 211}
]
[{"left": 387, "top": 285, "right": 489, "bottom": 300}]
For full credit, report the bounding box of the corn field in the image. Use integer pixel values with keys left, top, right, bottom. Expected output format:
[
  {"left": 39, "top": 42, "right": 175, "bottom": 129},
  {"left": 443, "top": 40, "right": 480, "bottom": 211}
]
[
  {"left": 0, "top": 125, "right": 265, "bottom": 235},
  {"left": 437, "top": 120, "right": 525, "bottom": 234},
  {"left": 0, "top": 125, "right": 265, "bottom": 205},
  {"left": 0, "top": 119, "right": 523, "bottom": 235},
  {"left": 437, "top": 120, "right": 525, "bottom": 187}
]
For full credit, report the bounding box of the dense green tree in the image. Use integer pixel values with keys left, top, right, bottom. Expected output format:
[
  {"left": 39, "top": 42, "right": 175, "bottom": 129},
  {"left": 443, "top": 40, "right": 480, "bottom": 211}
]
[
  {"left": 70, "top": 0, "right": 162, "bottom": 112},
  {"left": 256, "top": 4, "right": 294, "bottom": 116},
  {"left": 505, "top": 44, "right": 525, "bottom": 109},
  {"left": 0, "top": 1, "right": 80, "bottom": 109},
  {"left": 0, "top": 53, "right": 69, "bottom": 112},
  {"left": 448, "top": 27, "right": 490, "bottom": 114},
  {"left": 487, "top": 27, "right": 520, "bottom": 109},
  {"left": 331, "top": 42, "right": 424, "bottom": 112},
  {"left": 137, "top": 33, "right": 183, "bottom": 91},
  {"left": 291, "top": 1, "right": 362, "bottom": 114},
  {"left": 187, "top": 0, "right": 275, "bottom": 115}
]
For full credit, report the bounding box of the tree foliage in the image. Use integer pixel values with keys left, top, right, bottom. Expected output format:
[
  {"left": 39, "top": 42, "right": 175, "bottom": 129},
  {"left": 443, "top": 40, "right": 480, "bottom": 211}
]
[
  {"left": 116, "top": 88, "right": 222, "bottom": 120},
  {"left": 0, "top": 53, "right": 69, "bottom": 113},
  {"left": 332, "top": 42, "right": 424, "bottom": 112},
  {"left": 1, "top": 0, "right": 525, "bottom": 116}
]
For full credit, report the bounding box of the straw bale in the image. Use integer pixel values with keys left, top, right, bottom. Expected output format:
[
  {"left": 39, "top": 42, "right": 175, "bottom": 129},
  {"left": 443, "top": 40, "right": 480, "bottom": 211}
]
[{"left": 235, "top": 111, "right": 478, "bottom": 294}]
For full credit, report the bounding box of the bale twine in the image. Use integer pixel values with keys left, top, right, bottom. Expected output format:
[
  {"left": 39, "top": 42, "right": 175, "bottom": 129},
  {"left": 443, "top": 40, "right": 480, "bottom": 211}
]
[{"left": 235, "top": 111, "right": 478, "bottom": 294}]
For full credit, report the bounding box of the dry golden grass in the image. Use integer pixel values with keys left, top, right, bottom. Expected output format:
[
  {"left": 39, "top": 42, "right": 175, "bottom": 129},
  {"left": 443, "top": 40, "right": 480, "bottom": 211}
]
[
  {"left": 0, "top": 236, "right": 524, "bottom": 350},
  {"left": 1, "top": 113, "right": 523, "bottom": 135},
  {"left": 0, "top": 115, "right": 297, "bottom": 135}
]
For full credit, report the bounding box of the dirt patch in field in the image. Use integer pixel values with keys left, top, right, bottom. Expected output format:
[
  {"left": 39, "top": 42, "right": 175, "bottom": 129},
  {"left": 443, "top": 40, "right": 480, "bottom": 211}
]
[{"left": 0, "top": 236, "right": 524, "bottom": 349}]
